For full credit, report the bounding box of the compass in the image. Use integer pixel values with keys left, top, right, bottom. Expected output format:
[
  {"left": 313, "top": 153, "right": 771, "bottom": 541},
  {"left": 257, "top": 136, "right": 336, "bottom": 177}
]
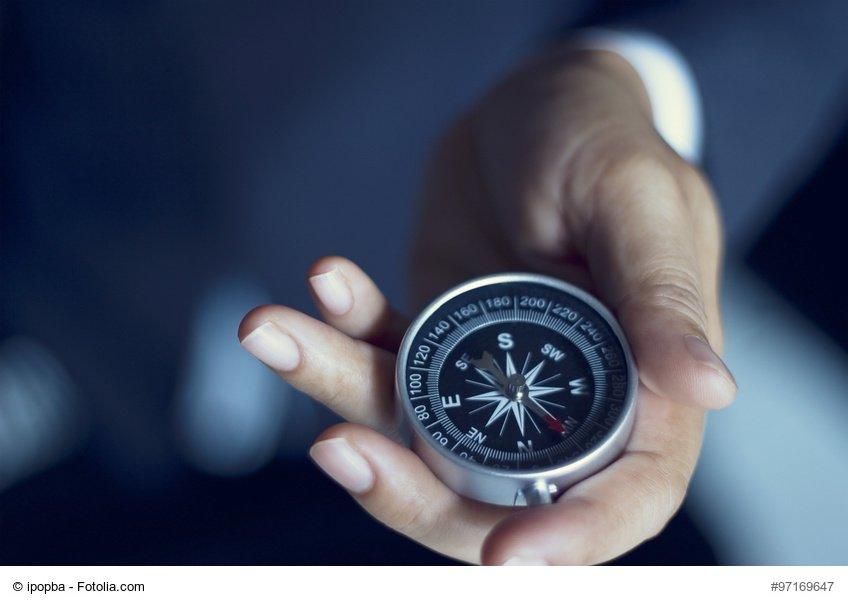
[{"left": 395, "top": 274, "right": 637, "bottom": 506}]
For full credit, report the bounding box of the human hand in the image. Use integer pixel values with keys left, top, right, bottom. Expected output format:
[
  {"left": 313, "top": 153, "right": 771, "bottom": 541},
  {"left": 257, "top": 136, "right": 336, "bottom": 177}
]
[
  {"left": 412, "top": 48, "right": 734, "bottom": 410},
  {"left": 239, "top": 49, "right": 736, "bottom": 565}
]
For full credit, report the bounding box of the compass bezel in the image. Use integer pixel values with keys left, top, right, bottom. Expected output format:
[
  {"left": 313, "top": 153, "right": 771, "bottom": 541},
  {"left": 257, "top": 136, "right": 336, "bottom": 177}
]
[{"left": 395, "top": 273, "right": 638, "bottom": 506}]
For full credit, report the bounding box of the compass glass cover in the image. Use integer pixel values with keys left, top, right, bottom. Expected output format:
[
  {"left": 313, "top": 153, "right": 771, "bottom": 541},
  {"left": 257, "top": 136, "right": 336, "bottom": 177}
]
[{"left": 400, "top": 278, "right": 632, "bottom": 472}]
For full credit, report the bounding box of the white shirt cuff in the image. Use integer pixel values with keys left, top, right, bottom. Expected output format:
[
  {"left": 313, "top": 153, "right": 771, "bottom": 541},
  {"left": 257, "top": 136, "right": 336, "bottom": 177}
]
[{"left": 572, "top": 28, "right": 704, "bottom": 164}]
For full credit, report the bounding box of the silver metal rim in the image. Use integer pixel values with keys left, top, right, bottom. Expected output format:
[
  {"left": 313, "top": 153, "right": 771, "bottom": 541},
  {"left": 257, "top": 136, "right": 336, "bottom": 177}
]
[{"left": 395, "top": 273, "right": 639, "bottom": 502}]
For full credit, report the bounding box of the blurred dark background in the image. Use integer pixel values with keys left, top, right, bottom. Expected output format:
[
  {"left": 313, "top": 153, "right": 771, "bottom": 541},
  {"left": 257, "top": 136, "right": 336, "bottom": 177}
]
[{"left": 2, "top": 1, "right": 847, "bottom": 564}]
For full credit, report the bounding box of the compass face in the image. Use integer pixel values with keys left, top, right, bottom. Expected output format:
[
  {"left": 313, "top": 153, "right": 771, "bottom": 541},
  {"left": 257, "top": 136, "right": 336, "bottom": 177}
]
[{"left": 398, "top": 275, "right": 634, "bottom": 473}]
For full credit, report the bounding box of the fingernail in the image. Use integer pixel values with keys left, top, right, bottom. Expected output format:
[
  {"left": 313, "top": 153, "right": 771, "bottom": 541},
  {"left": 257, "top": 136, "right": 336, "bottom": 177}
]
[
  {"left": 309, "top": 438, "right": 374, "bottom": 494},
  {"left": 502, "top": 556, "right": 549, "bottom": 566},
  {"left": 240, "top": 321, "right": 300, "bottom": 372},
  {"left": 309, "top": 268, "right": 353, "bottom": 315},
  {"left": 684, "top": 335, "right": 737, "bottom": 391}
]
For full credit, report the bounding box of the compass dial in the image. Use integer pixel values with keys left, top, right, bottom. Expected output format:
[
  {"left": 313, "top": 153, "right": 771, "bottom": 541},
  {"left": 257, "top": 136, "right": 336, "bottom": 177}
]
[{"left": 397, "top": 274, "right": 635, "bottom": 482}]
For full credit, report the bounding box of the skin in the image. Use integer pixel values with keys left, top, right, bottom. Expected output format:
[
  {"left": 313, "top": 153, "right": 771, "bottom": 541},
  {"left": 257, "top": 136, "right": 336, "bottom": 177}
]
[{"left": 239, "top": 49, "right": 735, "bottom": 565}]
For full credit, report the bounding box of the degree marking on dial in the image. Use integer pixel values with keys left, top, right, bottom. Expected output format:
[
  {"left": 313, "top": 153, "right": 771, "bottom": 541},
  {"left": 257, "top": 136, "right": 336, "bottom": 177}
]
[
  {"left": 448, "top": 315, "right": 461, "bottom": 328},
  {"left": 478, "top": 301, "right": 490, "bottom": 317},
  {"left": 585, "top": 418, "right": 612, "bottom": 430},
  {"left": 424, "top": 338, "right": 442, "bottom": 349},
  {"left": 425, "top": 420, "right": 441, "bottom": 429},
  {"left": 410, "top": 395, "right": 429, "bottom": 401}
]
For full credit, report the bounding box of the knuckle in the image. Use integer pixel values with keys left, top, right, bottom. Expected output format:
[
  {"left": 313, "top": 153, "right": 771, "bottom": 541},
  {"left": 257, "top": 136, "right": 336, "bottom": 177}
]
[
  {"left": 589, "top": 148, "right": 721, "bottom": 234},
  {"left": 319, "top": 344, "right": 370, "bottom": 411},
  {"left": 607, "top": 150, "right": 673, "bottom": 183},
  {"left": 595, "top": 149, "right": 678, "bottom": 200},
  {"left": 586, "top": 148, "right": 689, "bottom": 228},
  {"left": 319, "top": 343, "right": 395, "bottom": 431},
  {"left": 632, "top": 264, "right": 708, "bottom": 330},
  {"left": 323, "top": 359, "right": 354, "bottom": 406}
]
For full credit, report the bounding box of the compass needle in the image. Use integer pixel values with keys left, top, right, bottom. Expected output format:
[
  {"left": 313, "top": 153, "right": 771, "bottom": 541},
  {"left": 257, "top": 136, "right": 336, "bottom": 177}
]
[{"left": 397, "top": 274, "right": 637, "bottom": 507}]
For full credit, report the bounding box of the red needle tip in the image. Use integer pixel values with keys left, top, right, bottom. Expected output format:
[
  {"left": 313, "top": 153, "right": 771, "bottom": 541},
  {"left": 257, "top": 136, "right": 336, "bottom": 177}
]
[{"left": 545, "top": 416, "right": 566, "bottom": 434}]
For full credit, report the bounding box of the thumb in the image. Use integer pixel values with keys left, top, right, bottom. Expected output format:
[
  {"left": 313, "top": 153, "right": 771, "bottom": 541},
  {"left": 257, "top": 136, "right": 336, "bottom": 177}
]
[{"left": 585, "top": 154, "right": 736, "bottom": 410}]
